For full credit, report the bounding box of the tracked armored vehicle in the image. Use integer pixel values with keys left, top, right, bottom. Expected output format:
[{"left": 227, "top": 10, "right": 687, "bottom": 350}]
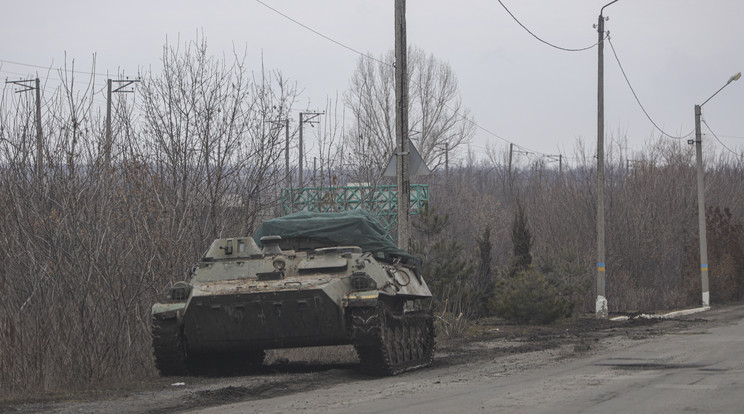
[{"left": 152, "top": 210, "right": 434, "bottom": 376}]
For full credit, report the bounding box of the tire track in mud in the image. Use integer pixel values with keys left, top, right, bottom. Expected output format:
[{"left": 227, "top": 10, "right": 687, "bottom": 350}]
[{"left": 146, "top": 364, "right": 360, "bottom": 414}]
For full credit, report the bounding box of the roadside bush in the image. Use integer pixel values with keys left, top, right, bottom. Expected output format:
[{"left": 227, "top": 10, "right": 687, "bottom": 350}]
[{"left": 490, "top": 268, "right": 575, "bottom": 324}]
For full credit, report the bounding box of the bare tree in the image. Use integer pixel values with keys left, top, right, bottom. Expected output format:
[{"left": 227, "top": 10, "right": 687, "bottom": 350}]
[
  {"left": 138, "top": 36, "right": 298, "bottom": 242},
  {"left": 0, "top": 36, "right": 302, "bottom": 396},
  {"left": 344, "top": 45, "right": 474, "bottom": 174}
]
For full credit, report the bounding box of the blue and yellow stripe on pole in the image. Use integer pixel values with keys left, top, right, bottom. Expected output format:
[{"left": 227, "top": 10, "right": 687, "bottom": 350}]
[
  {"left": 701, "top": 264, "right": 708, "bottom": 272},
  {"left": 597, "top": 262, "right": 606, "bottom": 272}
]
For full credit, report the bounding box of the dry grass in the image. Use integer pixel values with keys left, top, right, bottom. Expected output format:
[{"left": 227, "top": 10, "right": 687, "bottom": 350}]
[{"left": 435, "top": 311, "right": 473, "bottom": 339}]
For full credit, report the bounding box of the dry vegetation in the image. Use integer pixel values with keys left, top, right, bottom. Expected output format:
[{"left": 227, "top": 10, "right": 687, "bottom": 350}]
[{"left": 2, "top": 37, "right": 744, "bottom": 398}]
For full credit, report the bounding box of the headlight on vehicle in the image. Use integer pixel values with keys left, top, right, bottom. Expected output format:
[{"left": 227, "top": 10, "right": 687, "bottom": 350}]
[
  {"left": 168, "top": 281, "right": 191, "bottom": 301},
  {"left": 273, "top": 257, "right": 287, "bottom": 271},
  {"left": 350, "top": 272, "right": 377, "bottom": 291}
]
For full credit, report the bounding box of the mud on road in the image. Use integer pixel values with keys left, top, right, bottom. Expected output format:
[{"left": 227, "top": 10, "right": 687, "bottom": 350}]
[{"left": 1, "top": 307, "right": 727, "bottom": 414}]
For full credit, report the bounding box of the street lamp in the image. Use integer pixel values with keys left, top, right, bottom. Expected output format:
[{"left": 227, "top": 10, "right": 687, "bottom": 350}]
[
  {"left": 693, "top": 71, "right": 741, "bottom": 308},
  {"left": 595, "top": 0, "right": 621, "bottom": 319}
]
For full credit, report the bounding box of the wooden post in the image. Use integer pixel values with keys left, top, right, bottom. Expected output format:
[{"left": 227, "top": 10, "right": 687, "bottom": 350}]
[{"left": 395, "top": 0, "right": 410, "bottom": 252}]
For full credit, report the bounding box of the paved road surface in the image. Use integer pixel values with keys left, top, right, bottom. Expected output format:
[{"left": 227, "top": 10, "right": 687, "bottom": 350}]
[{"left": 201, "top": 307, "right": 744, "bottom": 414}]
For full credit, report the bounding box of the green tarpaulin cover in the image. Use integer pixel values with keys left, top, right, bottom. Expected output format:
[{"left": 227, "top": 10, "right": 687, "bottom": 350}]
[{"left": 253, "top": 210, "right": 416, "bottom": 264}]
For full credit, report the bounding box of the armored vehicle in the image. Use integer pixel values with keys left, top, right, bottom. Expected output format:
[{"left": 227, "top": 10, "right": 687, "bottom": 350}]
[{"left": 152, "top": 210, "right": 434, "bottom": 376}]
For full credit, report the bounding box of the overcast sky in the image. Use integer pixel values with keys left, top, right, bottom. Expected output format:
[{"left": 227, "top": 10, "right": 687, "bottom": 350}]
[{"left": 2, "top": 0, "right": 743, "bottom": 166}]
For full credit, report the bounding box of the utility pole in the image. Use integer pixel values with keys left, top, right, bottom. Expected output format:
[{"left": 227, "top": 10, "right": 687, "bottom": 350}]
[
  {"left": 106, "top": 80, "right": 112, "bottom": 169},
  {"left": 284, "top": 118, "right": 290, "bottom": 190},
  {"left": 596, "top": 7, "right": 608, "bottom": 319},
  {"left": 546, "top": 154, "right": 562, "bottom": 174},
  {"left": 691, "top": 71, "right": 741, "bottom": 307},
  {"left": 105, "top": 78, "right": 139, "bottom": 170},
  {"left": 299, "top": 112, "right": 304, "bottom": 189},
  {"left": 693, "top": 104, "right": 709, "bottom": 307},
  {"left": 271, "top": 118, "right": 291, "bottom": 188},
  {"left": 5, "top": 78, "right": 43, "bottom": 178},
  {"left": 595, "top": 0, "right": 618, "bottom": 319},
  {"left": 445, "top": 142, "right": 449, "bottom": 179},
  {"left": 395, "top": 0, "right": 411, "bottom": 252},
  {"left": 34, "top": 78, "right": 42, "bottom": 179},
  {"left": 298, "top": 111, "right": 324, "bottom": 190},
  {"left": 286, "top": 118, "right": 293, "bottom": 213},
  {"left": 270, "top": 118, "right": 293, "bottom": 212},
  {"left": 508, "top": 143, "right": 513, "bottom": 185}
]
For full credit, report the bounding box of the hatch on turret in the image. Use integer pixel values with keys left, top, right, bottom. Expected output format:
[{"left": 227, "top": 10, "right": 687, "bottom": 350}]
[
  {"left": 204, "top": 238, "right": 262, "bottom": 260},
  {"left": 298, "top": 255, "right": 349, "bottom": 274}
]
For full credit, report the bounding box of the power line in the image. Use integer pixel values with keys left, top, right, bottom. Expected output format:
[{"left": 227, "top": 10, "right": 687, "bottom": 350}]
[
  {"left": 496, "top": 0, "right": 601, "bottom": 52},
  {"left": 606, "top": 35, "right": 694, "bottom": 140},
  {"left": 702, "top": 118, "right": 741, "bottom": 157},
  {"left": 2, "top": 70, "right": 64, "bottom": 84},
  {"left": 1, "top": 69, "right": 38, "bottom": 79},
  {"left": 254, "top": 0, "right": 553, "bottom": 158},
  {"left": 1, "top": 59, "right": 139, "bottom": 110},
  {"left": 3, "top": 2, "right": 592, "bottom": 167},
  {"left": 0, "top": 59, "right": 112, "bottom": 78},
  {"left": 3, "top": 61, "right": 121, "bottom": 102},
  {"left": 253, "top": 0, "right": 386, "bottom": 67}
]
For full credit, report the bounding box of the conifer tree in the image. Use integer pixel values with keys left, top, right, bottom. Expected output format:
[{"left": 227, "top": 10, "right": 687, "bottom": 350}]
[{"left": 509, "top": 201, "right": 532, "bottom": 277}]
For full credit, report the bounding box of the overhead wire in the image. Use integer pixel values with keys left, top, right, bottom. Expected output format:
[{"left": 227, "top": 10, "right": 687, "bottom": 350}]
[
  {"left": 255, "top": 0, "right": 556, "bottom": 160},
  {"left": 2, "top": 58, "right": 139, "bottom": 109},
  {"left": 606, "top": 35, "right": 694, "bottom": 140},
  {"left": 3, "top": 3, "right": 574, "bottom": 166},
  {"left": 253, "top": 0, "right": 386, "bottom": 67},
  {"left": 702, "top": 118, "right": 742, "bottom": 157},
  {"left": 1, "top": 69, "right": 39, "bottom": 79},
  {"left": 0, "top": 59, "right": 113, "bottom": 78},
  {"left": 496, "top": 0, "right": 601, "bottom": 52},
  {"left": 6, "top": 2, "right": 622, "bottom": 166},
  {"left": 3, "top": 59, "right": 132, "bottom": 110},
  {"left": 3, "top": 69, "right": 64, "bottom": 85}
]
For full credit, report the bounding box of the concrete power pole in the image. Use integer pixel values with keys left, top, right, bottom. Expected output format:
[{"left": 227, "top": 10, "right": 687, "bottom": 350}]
[
  {"left": 5, "top": 78, "right": 44, "bottom": 178},
  {"left": 285, "top": 118, "right": 290, "bottom": 190},
  {"left": 299, "top": 112, "right": 304, "bottom": 189},
  {"left": 445, "top": 142, "right": 449, "bottom": 179},
  {"left": 270, "top": 118, "right": 293, "bottom": 212},
  {"left": 105, "top": 78, "right": 139, "bottom": 170},
  {"left": 693, "top": 104, "right": 710, "bottom": 307},
  {"left": 105, "top": 79, "right": 112, "bottom": 169},
  {"left": 395, "top": 0, "right": 411, "bottom": 252},
  {"left": 508, "top": 143, "right": 514, "bottom": 179},
  {"left": 35, "top": 78, "right": 43, "bottom": 179},
  {"left": 298, "top": 111, "right": 324, "bottom": 191},
  {"left": 690, "top": 71, "right": 741, "bottom": 307},
  {"left": 595, "top": 2, "right": 617, "bottom": 319},
  {"left": 285, "top": 118, "right": 293, "bottom": 213}
]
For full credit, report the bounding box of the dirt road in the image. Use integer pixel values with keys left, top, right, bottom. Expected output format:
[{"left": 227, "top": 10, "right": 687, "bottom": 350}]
[{"left": 6, "top": 305, "right": 742, "bottom": 413}]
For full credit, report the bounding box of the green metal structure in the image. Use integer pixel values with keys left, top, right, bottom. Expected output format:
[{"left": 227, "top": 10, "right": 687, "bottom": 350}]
[{"left": 280, "top": 184, "right": 429, "bottom": 238}]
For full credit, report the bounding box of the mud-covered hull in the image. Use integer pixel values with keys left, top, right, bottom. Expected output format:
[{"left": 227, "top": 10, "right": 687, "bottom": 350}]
[
  {"left": 183, "top": 288, "right": 348, "bottom": 353},
  {"left": 152, "top": 211, "right": 435, "bottom": 376}
]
